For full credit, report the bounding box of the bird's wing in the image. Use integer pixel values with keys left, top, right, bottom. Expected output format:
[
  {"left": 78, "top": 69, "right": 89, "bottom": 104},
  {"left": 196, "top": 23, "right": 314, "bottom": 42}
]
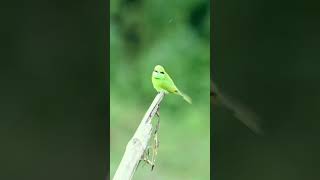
[
  {"left": 160, "top": 73, "right": 179, "bottom": 93},
  {"left": 161, "top": 79, "right": 178, "bottom": 93}
]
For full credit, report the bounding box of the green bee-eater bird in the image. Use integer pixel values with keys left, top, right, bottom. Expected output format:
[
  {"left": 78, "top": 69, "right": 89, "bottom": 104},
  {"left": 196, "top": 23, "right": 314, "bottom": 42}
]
[{"left": 152, "top": 65, "right": 192, "bottom": 104}]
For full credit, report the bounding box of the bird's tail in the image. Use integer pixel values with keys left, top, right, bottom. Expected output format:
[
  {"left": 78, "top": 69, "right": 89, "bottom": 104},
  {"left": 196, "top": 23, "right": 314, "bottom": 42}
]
[{"left": 177, "top": 91, "right": 192, "bottom": 104}]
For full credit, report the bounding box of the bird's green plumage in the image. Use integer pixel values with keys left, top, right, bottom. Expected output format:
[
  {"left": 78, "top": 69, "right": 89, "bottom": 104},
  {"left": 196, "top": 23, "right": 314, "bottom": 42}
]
[{"left": 152, "top": 65, "right": 192, "bottom": 104}]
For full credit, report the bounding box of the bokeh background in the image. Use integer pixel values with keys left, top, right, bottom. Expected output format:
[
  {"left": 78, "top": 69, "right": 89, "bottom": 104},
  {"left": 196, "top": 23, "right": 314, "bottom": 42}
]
[
  {"left": 213, "top": 0, "right": 320, "bottom": 179},
  {"left": 110, "top": 0, "right": 210, "bottom": 179},
  {"left": 0, "top": 1, "right": 108, "bottom": 180}
]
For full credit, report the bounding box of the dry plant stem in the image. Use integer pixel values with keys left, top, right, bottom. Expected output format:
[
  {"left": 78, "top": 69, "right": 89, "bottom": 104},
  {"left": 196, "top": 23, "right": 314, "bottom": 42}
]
[{"left": 112, "top": 92, "right": 165, "bottom": 180}]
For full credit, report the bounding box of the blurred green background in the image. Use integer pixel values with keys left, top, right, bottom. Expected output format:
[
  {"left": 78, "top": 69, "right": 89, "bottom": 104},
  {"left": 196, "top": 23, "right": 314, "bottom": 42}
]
[
  {"left": 110, "top": 0, "right": 210, "bottom": 179},
  {"left": 0, "top": 0, "right": 108, "bottom": 180},
  {"left": 213, "top": 0, "right": 320, "bottom": 179}
]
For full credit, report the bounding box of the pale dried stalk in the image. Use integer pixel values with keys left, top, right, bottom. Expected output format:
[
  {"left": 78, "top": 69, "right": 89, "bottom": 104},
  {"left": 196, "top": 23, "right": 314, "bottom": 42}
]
[{"left": 112, "top": 92, "right": 165, "bottom": 180}]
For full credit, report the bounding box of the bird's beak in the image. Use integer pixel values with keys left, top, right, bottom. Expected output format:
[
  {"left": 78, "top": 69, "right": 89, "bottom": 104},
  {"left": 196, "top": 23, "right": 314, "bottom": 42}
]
[{"left": 153, "top": 72, "right": 162, "bottom": 79}]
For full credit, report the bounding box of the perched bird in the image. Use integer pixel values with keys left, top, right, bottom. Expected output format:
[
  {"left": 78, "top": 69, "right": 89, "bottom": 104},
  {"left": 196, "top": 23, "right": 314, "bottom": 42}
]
[
  {"left": 152, "top": 65, "right": 192, "bottom": 104},
  {"left": 211, "top": 80, "right": 263, "bottom": 134}
]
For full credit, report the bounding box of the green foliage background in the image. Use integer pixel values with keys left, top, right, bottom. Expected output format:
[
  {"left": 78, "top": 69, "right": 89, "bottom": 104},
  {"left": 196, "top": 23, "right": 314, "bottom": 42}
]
[{"left": 110, "top": 0, "right": 210, "bottom": 179}]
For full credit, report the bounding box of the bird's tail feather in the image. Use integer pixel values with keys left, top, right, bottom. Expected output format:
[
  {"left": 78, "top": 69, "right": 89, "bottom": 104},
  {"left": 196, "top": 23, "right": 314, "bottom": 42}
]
[{"left": 178, "top": 91, "right": 192, "bottom": 104}]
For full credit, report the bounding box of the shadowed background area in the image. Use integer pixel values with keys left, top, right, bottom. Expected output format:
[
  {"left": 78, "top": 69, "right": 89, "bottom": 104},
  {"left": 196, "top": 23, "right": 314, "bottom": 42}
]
[
  {"left": 0, "top": 0, "right": 108, "bottom": 180},
  {"left": 213, "top": 0, "right": 320, "bottom": 179},
  {"left": 110, "top": 0, "right": 210, "bottom": 179}
]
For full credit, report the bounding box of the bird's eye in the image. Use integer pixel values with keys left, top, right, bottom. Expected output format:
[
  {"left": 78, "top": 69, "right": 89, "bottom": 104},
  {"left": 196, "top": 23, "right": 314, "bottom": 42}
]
[{"left": 160, "top": 72, "right": 164, "bottom": 74}]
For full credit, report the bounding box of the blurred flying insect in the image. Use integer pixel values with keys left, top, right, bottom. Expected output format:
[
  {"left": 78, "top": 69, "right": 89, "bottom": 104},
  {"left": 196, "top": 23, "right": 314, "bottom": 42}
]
[{"left": 211, "top": 80, "right": 263, "bottom": 135}]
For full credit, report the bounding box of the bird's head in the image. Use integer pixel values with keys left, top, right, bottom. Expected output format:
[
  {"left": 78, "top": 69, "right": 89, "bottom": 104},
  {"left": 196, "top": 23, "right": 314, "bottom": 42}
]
[{"left": 152, "top": 65, "right": 166, "bottom": 80}]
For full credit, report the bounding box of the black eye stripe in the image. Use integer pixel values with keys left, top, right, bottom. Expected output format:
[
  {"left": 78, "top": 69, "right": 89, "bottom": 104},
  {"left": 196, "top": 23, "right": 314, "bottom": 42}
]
[{"left": 160, "top": 72, "right": 164, "bottom": 74}]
